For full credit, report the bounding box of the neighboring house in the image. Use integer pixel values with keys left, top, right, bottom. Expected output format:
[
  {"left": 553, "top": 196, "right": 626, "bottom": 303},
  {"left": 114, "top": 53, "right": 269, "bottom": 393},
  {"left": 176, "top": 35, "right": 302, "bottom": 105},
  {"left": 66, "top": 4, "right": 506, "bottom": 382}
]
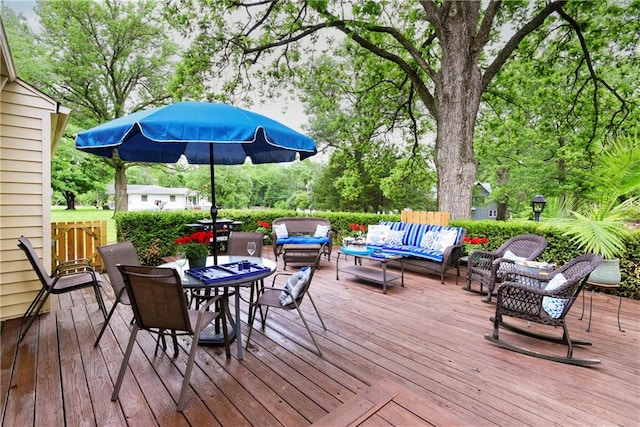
[
  {"left": 105, "top": 184, "right": 194, "bottom": 211},
  {"left": 471, "top": 182, "right": 498, "bottom": 221},
  {"left": 0, "top": 19, "right": 71, "bottom": 321}
]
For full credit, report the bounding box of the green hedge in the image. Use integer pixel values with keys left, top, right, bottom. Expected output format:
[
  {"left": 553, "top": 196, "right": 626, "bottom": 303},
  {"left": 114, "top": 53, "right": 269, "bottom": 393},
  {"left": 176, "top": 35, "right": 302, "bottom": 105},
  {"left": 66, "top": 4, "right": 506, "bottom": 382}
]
[
  {"left": 115, "top": 211, "right": 639, "bottom": 299},
  {"left": 453, "top": 219, "right": 640, "bottom": 299}
]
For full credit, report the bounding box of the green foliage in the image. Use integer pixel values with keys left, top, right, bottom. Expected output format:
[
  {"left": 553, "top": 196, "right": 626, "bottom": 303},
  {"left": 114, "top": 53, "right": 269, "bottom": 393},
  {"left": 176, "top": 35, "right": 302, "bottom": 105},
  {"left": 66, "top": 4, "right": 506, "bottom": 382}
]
[
  {"left": 543, "top": 136, "right": 640, "bottom": 259},
  {"left": 452, "top": 219, "right": 640, "bottom": 299},
  {"left": 165, "top": 1, "right": 638, "bottom": 219},
  {"left": 475, "top": 3, "right": 640, "bottom": 216},
  {"left": 1, "top": 6, "right": 52, "bottom": 84},
  {"left": 114, "top": 210, "right": 639, "bottom": 298},
  {"left": 301, "top": 50, "right": 436, "bottom": 213},
  {"left": 51, "top": 126, "right": 112, "bottom": 207},
  {"left": 453, "top": 220, "right": 542, "bottom": 254},
  {"left": 115, "top": 210, "right": 210, "bottom": 262},
  {"left": 32, "top": 0, "right": 181, "bottom": 214},
  {"left": 547, "top": 198, "right": 639, "bottom": 260}
]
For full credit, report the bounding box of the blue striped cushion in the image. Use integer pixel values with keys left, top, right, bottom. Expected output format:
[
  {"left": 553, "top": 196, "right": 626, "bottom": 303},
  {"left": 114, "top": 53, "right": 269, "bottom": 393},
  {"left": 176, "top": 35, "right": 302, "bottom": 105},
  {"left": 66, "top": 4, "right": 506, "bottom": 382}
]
[
  {"left": 378, "top": 245, "right": 444, "bottom": 262},
  {"left": 379, "top": 221, "right": 406, "bottom": 231},
  {"left": 378, "top": 222, "right": 464, "bottom": 248}
]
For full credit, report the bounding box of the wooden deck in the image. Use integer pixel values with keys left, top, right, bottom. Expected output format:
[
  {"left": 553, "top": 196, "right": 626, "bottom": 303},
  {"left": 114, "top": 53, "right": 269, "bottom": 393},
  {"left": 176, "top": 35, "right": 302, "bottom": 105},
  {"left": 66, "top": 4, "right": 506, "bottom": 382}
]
[{"left": 2, "top": 247, "right": 639, "bottom": 426}]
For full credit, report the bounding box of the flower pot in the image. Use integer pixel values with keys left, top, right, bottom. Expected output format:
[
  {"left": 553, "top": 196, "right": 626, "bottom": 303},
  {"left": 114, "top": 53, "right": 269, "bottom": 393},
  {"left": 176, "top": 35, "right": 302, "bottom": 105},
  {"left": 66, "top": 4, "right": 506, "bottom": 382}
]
[
  {"left": 188, "top": 256, "right": 207, "bottom": 269},
  {"left": 588, "top": 258, "right": 621, "bottom": 285}
]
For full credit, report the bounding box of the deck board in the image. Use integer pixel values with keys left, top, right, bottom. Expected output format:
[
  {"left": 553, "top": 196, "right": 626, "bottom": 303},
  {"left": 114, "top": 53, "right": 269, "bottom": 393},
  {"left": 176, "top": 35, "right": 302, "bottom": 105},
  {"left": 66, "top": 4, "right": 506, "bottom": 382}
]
[{"left": 1, "top": 246, "right": 639, "bottom": 426}]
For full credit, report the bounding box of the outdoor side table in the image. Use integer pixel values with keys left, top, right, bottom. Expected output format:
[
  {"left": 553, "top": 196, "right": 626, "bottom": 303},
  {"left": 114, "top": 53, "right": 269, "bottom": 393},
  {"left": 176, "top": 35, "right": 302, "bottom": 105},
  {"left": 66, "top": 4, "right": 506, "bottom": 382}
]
[{"left": 579, "top": 281, "right": 624, "bottom": 332}]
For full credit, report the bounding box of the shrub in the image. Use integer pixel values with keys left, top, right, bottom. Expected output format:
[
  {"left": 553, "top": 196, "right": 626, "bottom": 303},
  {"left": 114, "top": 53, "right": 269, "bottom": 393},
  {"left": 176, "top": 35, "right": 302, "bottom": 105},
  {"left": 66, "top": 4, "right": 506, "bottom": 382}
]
[{"left": 115, "top": 211, "right": 639, "bottom": 298}]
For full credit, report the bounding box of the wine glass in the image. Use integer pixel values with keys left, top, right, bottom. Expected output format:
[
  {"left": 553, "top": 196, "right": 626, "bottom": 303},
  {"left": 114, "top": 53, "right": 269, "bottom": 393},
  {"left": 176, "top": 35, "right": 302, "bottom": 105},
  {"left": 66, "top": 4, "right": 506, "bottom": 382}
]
[
  {"left": 246, "top": 241, "right": 257, "bottom": 257},
  {"left": 175, "top": 250, "right": 187, "bottom": 277}
]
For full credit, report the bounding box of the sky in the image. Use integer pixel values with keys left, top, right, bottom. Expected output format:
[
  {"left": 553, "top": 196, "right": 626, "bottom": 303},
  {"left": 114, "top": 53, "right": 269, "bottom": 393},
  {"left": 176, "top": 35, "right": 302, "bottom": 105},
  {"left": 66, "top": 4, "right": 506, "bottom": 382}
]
[{"left": 1, "top": 0, "right": 310, "bottom": 134}]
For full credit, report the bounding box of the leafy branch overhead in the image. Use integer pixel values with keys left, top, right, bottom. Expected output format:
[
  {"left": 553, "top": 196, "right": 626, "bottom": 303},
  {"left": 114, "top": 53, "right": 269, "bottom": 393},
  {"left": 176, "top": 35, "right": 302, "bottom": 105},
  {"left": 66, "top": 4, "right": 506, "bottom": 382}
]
[{"left": 164, "top": 0, "right": 635, "bottom": 219}]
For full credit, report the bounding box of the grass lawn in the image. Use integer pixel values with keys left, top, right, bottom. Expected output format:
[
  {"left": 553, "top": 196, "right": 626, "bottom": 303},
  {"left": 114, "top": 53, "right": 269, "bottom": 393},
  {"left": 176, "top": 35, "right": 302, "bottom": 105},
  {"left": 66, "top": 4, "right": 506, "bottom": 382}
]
[{"left": 51, "top": 206, "right": 117, "bottom": 243}]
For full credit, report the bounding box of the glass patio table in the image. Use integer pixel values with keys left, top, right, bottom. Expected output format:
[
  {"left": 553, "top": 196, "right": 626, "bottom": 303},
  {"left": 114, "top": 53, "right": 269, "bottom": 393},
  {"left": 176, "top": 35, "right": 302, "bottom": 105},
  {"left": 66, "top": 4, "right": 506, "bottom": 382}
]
[{"left": 161, "top": 255, "right": 276, "bottom": 360}]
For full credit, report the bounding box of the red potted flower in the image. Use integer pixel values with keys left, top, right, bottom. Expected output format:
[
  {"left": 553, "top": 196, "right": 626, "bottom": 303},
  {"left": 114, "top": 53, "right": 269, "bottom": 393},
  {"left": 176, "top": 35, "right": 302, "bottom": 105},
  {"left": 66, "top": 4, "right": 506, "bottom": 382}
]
[{"left": 175, "top": 231, "right": 212, "bottom": 267}]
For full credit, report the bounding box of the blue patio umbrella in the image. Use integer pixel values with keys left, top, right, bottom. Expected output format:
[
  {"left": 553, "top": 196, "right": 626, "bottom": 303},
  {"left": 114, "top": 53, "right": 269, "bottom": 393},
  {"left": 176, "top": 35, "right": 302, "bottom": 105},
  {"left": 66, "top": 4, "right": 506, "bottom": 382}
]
[{"left": 75, "top": 101, "right": 317, "bottom": 264}]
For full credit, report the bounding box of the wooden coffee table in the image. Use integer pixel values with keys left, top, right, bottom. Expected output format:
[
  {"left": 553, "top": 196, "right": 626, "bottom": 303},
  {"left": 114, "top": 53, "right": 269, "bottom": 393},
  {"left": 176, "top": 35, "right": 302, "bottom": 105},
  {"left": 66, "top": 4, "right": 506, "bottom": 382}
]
[
  {"left": 282, "top": 243, "right": 322, "bottom": 269},
  {"left": 336, "top": 248, "right": 404, "bottom": 294}
]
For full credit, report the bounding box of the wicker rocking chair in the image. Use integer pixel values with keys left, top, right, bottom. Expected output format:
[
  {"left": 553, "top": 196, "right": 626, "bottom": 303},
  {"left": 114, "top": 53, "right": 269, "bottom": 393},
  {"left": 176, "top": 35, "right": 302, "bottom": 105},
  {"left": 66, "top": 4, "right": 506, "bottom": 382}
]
[
  {"left": 465, "top": 234, "right": 547, "bottom": 302},
  {"left": 484, "top": 253, "right": 602, "bottom": 366}
]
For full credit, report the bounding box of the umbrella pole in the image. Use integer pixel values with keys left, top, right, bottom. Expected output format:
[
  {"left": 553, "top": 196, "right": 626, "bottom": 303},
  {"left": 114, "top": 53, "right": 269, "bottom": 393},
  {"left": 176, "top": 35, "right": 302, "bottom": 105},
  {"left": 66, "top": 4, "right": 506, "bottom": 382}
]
[{"left": 209, "top": 144, "right": 218, "bottom": 266}]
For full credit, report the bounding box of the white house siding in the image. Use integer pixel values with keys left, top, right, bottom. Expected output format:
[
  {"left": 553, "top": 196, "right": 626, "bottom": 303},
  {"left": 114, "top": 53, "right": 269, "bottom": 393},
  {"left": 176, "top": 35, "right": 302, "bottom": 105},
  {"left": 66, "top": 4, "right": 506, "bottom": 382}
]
[
  {"left": 128, "top": 193, "right": 189, "bottom": 211},
  {"left": 106, "top": 184, "right": 192, "bottom": 211},
  {"left": 0, "top": 79, "right": 66, "bottom": 321}
]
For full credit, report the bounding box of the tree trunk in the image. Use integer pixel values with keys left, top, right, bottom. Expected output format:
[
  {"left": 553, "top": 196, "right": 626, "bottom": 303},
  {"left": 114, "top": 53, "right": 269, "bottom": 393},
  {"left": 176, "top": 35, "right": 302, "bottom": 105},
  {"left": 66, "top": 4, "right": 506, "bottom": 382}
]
[
  {"left": 64, "top": 191, "right": 76, "bottom": 210},
  {"left": 497, "top": 202, "right": 508, "bottom": 220},
  {"left": 433, "top": 5, "right": 481, "bottom": 220},
  {"left": 114, "top": 160, "right": 128, "bottom": 212}
]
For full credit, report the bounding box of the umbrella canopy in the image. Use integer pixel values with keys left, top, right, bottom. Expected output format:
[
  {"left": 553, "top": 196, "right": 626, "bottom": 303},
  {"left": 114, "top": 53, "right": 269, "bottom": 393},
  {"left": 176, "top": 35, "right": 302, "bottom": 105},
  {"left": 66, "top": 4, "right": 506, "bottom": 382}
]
[
  {"left": 75, "top": 101, "right": 317, "bottom": 263},
  {"left": 75, "top": 101, "right": 316, "bottom": 164}
]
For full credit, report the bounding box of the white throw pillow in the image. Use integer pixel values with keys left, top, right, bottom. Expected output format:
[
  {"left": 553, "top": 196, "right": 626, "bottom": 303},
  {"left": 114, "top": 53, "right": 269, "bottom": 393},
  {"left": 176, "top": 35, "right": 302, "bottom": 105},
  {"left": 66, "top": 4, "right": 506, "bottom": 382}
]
[
  {"left": 420, "top": 231, "right": 437, "bottom": 249},
  {"left": 386, "top": 230, "right": 405, "bottom": 246},
  {"left": 429, "top": 229, "right": 458, "bottom": 251},
  {"left": 503, "top": 250, "right": 527, "bottom": 262},
  {"left": 273, "top": 223, "right": 288, "bottom": 239},
  {"left": 279, "top": 267, "right": 311, "bottom": 306},
  {"left": 542, "top": 273, "right": 568, "bottom": 318},
  {"left": 313, "top": 224, "right": 330, "bottom": 238},
  {"left": 365, "top": 225, "right": 391, "bottom": 245}
]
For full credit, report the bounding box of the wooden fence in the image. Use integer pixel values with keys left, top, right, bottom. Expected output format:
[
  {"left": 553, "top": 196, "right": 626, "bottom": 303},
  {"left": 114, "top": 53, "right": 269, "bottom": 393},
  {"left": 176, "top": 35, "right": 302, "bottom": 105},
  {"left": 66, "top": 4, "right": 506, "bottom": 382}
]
[
  {"left": 51, "top": 221, "right": 107, "bottom": 271},
  {"left": 400, "top": 210, "right": 450, "bottom": 226}
]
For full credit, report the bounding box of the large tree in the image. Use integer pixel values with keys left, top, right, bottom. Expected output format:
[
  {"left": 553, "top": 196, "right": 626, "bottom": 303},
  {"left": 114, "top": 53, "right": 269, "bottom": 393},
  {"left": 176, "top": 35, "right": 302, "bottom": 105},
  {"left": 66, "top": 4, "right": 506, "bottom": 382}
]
[
  {"left": 300, "top": 48, "right": 436, "bottom": 212},
  {"left": 474, "top": 1, "right": 640, "bottom": 217},
  {"left": 51, "top": 127, "right": 112, "bottom": 209},
  {"left": 165, "top": 0, "right": 629, "bottom": 219},
  {"left": 34, "top": 0, "right": 179, "bottom": 212}
]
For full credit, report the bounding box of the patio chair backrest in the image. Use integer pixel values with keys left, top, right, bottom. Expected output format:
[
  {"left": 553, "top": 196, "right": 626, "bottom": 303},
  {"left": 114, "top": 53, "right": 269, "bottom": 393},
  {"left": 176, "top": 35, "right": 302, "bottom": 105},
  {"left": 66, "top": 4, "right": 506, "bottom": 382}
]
[
  {"left": 281, "top": 251, "right": 322, "bottom": 309},
  {"left": 544, "top": 254, "right": 603, "bottom": 298},
  {"left": 97, "top": 241, "right": 139, "bottom": 303},
  {"left": 18, "top": 237, "right": 52, "bottom": 287},
  {"left": 496, "top": 234, "right": 547, "bottom": 260},
  {"left": 117, "top": 265, "right": 192, "bottom": 333},
  {"left": 227, "top": 232, "right": 264, "bottom": 257}
]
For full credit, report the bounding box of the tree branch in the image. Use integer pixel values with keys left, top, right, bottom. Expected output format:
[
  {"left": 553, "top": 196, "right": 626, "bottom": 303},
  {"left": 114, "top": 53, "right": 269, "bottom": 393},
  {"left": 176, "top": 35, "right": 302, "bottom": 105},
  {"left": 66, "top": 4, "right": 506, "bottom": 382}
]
[
  {"left": 557, "top": 8, "right": 598, "bottom": 149},
  {"left": 418, "top": 0, "right": 441, "bottom": 28},
  {"left": 343, "top": 28, "right": 437, "bottom": 117},
  {"left": 475, "top": 0, "right": 502, "bottom": 52},
  {"left": 482, "top": 1, "right": 568, "bottom": 91}
]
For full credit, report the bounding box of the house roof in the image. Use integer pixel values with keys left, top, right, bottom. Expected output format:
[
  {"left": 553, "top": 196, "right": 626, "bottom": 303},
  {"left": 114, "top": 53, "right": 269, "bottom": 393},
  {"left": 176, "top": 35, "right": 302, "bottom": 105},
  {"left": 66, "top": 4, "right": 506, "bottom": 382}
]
[
  {"left": 0, "top": 19, "right": 17, "bottom": 85},
  {"left": 105, "top": 184, "right": 192, "bottom": 195},
  {"left": 475, "top": 182, "right": 492, "bottom": 195}
]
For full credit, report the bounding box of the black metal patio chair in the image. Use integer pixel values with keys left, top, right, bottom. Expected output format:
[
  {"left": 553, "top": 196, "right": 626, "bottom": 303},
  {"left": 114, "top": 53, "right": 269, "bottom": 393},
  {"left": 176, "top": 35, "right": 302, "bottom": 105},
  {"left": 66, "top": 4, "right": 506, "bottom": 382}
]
[{"left": 17, "top": 236, "right": 106, "bottom": 342}]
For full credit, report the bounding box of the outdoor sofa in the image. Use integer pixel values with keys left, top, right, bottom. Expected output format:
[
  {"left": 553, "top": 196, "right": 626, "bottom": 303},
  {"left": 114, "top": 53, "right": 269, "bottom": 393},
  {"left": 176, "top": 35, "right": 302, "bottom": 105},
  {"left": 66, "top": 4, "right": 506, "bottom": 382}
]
[
  {"left": 366, "top": 221, "right": 466, "bottom": 283},
  {"left": 271, "top": 217, "right": 333, "bottom": 261}
]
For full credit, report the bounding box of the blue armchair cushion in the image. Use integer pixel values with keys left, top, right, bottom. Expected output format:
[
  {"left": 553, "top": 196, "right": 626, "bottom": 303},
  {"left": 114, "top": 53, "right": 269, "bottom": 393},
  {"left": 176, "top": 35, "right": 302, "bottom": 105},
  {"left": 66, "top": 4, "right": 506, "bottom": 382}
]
[{"left": 276, "top": 236, "right": 330, "bottom": 245}]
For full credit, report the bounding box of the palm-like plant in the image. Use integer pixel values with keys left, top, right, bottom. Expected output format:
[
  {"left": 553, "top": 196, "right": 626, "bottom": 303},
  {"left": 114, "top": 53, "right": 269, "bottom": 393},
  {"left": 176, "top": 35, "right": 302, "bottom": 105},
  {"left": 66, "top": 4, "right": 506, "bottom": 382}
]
[
  {"left": 547, "top": 135, "right": 640, "bottom": 260},
  {"left": 553, "top": 196, "right": 639, "bottom": 259}
]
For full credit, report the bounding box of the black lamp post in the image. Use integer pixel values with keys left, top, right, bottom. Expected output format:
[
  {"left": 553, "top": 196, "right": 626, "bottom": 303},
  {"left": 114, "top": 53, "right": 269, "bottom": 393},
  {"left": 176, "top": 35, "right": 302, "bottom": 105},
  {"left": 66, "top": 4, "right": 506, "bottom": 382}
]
[{"left": 531, "top": 195, "right": 546, "bottom": 222}]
